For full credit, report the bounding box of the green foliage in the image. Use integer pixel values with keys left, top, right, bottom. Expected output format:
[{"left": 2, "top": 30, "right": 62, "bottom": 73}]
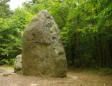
[
  {"left": 0, "top": 0, "right": 112, "bottom": 68},
  {"left": 61, "top": 0, "right": 112, "bottom": 68},
  {"left": 0, "top": 7, "right": 33, "bottom": 65},
  {"left": 0, "top": 58, "right": 14, "bottom": 65},
  {"left": 23, "top": 0, "right": 69, "bottom": 29},
  {"left": 0, "top": 0, "right": 12, "bottom": 18},
  {"left": 99, "top": 68, "right": 112, "bottom": 75}
]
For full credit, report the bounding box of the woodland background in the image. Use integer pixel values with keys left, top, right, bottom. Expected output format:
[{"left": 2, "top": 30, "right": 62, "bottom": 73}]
[{"left": 0, "top": 0, "right": 112, "bottom": 69}]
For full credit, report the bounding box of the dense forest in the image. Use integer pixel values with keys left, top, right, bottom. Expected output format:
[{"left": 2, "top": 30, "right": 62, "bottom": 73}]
[{"left": 0, "top": 0, "right": 112, "bottom": 68}]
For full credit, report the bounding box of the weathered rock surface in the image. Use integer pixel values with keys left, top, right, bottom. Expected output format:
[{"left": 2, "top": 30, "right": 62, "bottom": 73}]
[
  {"left": 14, "top": 54, "right": 22, "bottom": 74},
  {"left": 22, "top": 10, "right": 67, "bottom": 77}
]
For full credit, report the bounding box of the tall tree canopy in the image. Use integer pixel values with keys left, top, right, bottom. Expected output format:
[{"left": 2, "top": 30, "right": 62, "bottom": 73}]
[{"left": 0, "top": 0, "right": 12, "bottom": 18}]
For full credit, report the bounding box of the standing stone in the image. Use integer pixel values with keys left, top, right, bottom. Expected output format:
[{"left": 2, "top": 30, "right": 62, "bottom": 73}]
[
  {"left": 14, "top": 54, "right": 22, "bottom": 74},
  {"left": 22, "top": 10, "right": 67, "bottom": 77}
]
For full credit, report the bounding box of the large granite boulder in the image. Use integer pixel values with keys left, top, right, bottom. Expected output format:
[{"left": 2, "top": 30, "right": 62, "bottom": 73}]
[
  {"left": 22, "top": 10, "right": 67, "bottom": 77},
  {"left": 14, "top": 54, "right": 22, "bottom": 74}
]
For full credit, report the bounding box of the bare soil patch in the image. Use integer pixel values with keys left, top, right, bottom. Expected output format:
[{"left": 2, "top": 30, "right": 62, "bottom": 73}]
[{"left": 0, "top": 66, "right": 112, "bottom": 86}]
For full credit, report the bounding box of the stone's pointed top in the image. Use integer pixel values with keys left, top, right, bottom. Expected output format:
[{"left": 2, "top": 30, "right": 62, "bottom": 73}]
[
  {"left": 40, "top": 10, "right": 48, "bottom": 13},
  {"left": 38, "top": 10, "right": 51, "bottom": 19}
]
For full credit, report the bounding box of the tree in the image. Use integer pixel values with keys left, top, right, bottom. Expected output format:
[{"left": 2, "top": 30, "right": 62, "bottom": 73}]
[{"left": 0, "top": 0, "right": 12, "bottom": 18}]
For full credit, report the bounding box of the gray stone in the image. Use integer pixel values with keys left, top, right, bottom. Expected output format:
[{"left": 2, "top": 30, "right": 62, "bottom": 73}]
[
  {"left": 22, "top": 10, "right": 67, "bottom": 77},
  {"left": 14, "top": 54, "right": 22, "bottom": 74}
]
